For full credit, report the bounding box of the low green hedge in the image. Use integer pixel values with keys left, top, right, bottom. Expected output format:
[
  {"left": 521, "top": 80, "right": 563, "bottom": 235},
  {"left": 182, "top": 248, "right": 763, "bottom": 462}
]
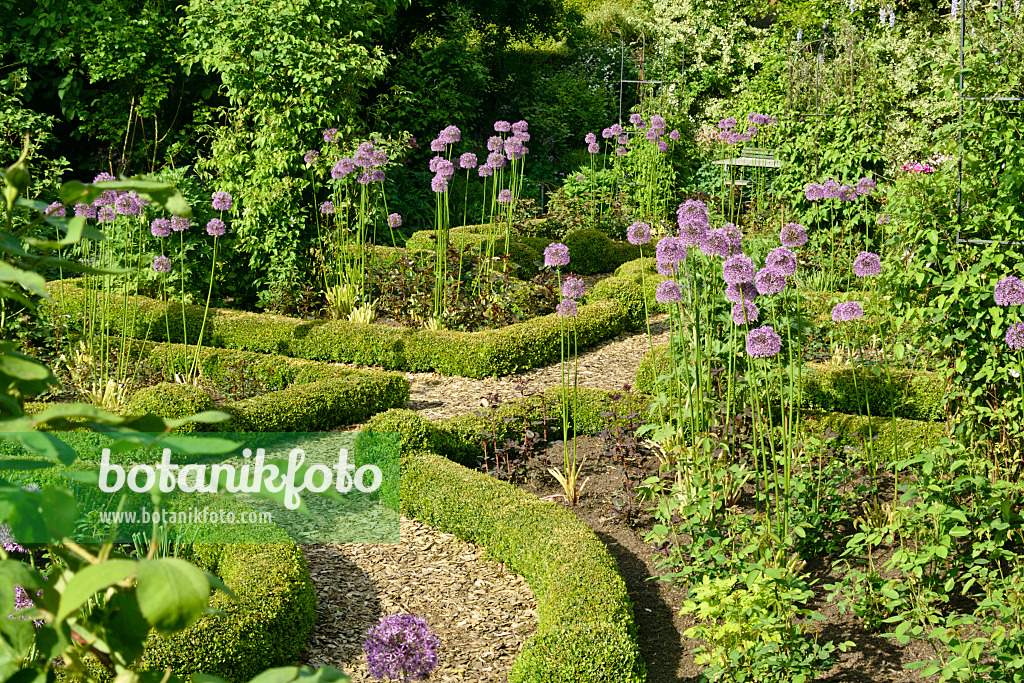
[
  {"left": 801, "top": 410, "right": 948, "bottom": 459},
  {"left": 400, "top": 450, "right": 644, "bottom": 682},
  {"left": 636, "top": 345, "right": 946, "bottom": 421},
  {"left": 48, "top": 283, "right": 634, "bottom": 378}
]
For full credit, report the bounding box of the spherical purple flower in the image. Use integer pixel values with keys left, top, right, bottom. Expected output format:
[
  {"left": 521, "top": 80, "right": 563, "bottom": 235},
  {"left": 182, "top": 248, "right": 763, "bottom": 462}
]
[
  {"left": 617, "top": 134, "right": 629, "bottom": 146},
  {"left": 357, "top": 172, "right": 372, "bottom": 184},
  {"left": 363, "top": 614, "right": 440, "bottom": 682},
  {"left": 656, "top": 280, "right": 683, "bottom": 304},
  {"left": 557, "top": 298, "right": 579, "bottom": 317},
  {"left": 677, "top": 200, "right": 710, "bottom": 247},
  {"left": 856, "top": 177, "right": 877, "bottom": 196},
  {"left": 615, "top": 146, "right": 627, "bottom": 157},
  {"left": 585, "top": 133, "right": 597, "bottom": 144},
  {"left": 657, "top": 140, "right": 669, "bottom": 152},
  {"left": 746, "top": 325, "right": 782, "bottom": 358},
  {"left": 171, "top": 215, "right": 190, "bottom": 232},
  {"left": 152, "top": 255, "right": 172, "bottom": 272},
  {"left": 726, "top": 281, "right": 758, "bottom": 303},
  {"left": 804, "top": 183, "right": 825, "bottom": 201},
  {"left": 304, "top": 149, "right": 320, "bottom": 164},
  {"left": 629, "top": 113, "right": 643, "bottom": 126},
  {"left": 97, "top": 206, "right": 116, "bottom": 223},
  {"left": 780, "top": 222, "right": 808, "bottom": 248},
  {"left": 212, "top": 191, "right": 232, "bottom": 211},
  {"left": 371, "top": 149, "right": 388, "bottom": 167},
  {"left": 74, "top": 203, "right": 97, "bottom": 219},
  {"left": 657, "top": 261, "right": 680, "bottom": 277},
  {"left": 370, "top": 170, "right": 386, "bottom": 182},
  {"left": 853, "top": 251, "right": 882, "bottom": 277},
  {"left": 656, "top": 236, "right": 688, "bottom": 266},
  {"left": 544, "top": 242, "right": 570, "bottom": 268},
  {"left": 497, "top": 189, "right": 513, "bottom": 203},
  {"left": 1007, "top": 322, "right": 1024, "bottom": 351},
  {"left": 831, "top": 301, "right": 865, "bottom": 322},
  {"left": 587, "top": 142, "right": 600, "bottom": 154},
  {"left": 718, "top": 117, "right": 737, "bottom": 130},
  {"left": 514, "top": 130, "right": 531, "bottom": 143},
  {"left": 627, "top": 221, "right": 651, "bottom": 245},
  {"left": 430, "top": 138, "right": 446, "bottom": 152},
  {"left": 323, "top": 128, "right": 338, "bottom": 143},
  {"left": 732, "top": 300, "right": 759, "bottom": 325},
  {"left": 995, "top": 276, "right": 1024, "bottom": 306},
  {"left": 92, "top": 172, "right": 116, "bottom": 184},
  {"left": 822, "top": 179, "right": 841, "bottom": 200},
  {"left": 512, "top": 120, "right": 528, "bottom": 133},
  {"left": 504, "top": 137, "right": 524, "bottom": 158},
  {"left": 699, "top": 228, "right": 731, "bottom": 259},
  {"left": 486, "top": 136, "right": 503, "bottom": 152},
  {"left": 331, "top": 158, "right": 354, "bottom": 179},
  {"left": 755, "top": 266, "right": 787, "bottom": 295},
  {"left": 45, "top": 201, "right": 65, "bottom": 217},
  {"left": 388, "top": 213, "right": 402, "bottom": 228},
  {"left": 486, "top": 152, "right": 506, "bottom": 169},
  {"left": 669, "top": 130, "right": 680, "bottom": 140},
  {"left": 610, "top": 123, "right": 624, "bottom": 137},
  {"left": 562, "top": 276, "right": 586, "bottom": 300},
  {"left": 839, "top": 184, "right": 857, "bottom": 202},
  {"left": 440, "top": 125, "right": 461, "bottom": 144},
  {"left": 429, "top": 156, "right": 445, "bottom": 173},
  {"left": 495, "top": 120, "right": 512, "bottom": 133},
  {"left": 650, "top": 114, "right": 666, "bottom": 131},
  {"left": 601, "top": 128, "right": 613, "bottom": 139},
  {"left": 722, "top": 254, "right": 756, "bottom": 285},
  {"left": 459, "top": 152, "right": 478, "bottom": 169},
  {"left": 644, "top": 129, "right": 658, "bottom": 143},
  {"left": 150, "top": 218, "right": 172, "bottom": 237},
  {"left": 205, "top": 218, "right": 226, "bottom": 236},
  {"left": 478, "top": 165, "right": 493, "bottom": 178},
  {"left": 115, "top": 193, "right": 140, "bottom": 215},
  {"left": 766, "top": 246, "right": 797, "bottom": 276},
  {"left": 320, "top": 201, "right": 335, "bottom": 215},
  {"left": 430, "top": 174, "right": 448, "bottom": 193}
]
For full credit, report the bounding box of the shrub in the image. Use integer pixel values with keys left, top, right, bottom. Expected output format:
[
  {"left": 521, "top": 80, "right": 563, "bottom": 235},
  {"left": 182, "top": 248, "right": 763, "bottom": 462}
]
[
  {"left": 126, "top": 382, "right": 214, "bottom": 433},
  {"left": 562, "top": 229, "right": 641, "bottom": 275}
]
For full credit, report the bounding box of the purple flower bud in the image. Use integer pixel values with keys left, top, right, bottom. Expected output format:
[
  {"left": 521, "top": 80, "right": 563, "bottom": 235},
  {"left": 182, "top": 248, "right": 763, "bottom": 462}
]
[
  {"left": 856, "top": 177, "right": 877, "bottom": 196},
  {"left": 370, "top": 170, "right": 385, "bottom": 182},
  {"left": 699, "top": 228, "right": 731, "bottom": 259},
  {"left": 822, "top": 178, "right": 841, "bottom": 199},
  {"left": 512, "top": 120, "right": 528, "bottom": 133},
  {"left": 497, "top": 189, "right": 513, "bottom": 202},
  {"left": 651, "top": 114, "right": 666, "bottom": 130},
  {"left": 440, "top": 125, "right": 461, "bottom": 144},
  {"left": 206, "top": 218, "right": 226, "bottom": 236},
  {"left": 487, "top": 136, "right": 504, "bottom": 152},
  {"left": 585, "top": 133, "right": 597, "bottom": 144},
  {"left": 478, "top": 164, "right": 493, "bottom": 178},
  {"left": 755, "top": 266, "right": 787, "bottom": 295},
  {"left": 766, "top": 246, "right": 798, "bottom": 276},
  {"left": 656, "top": 236, "right": 687, "bottom": 265},
  {"left": 780, "top": 222, "right": 808, "bottom": 248},
  {"left": 610, "top": 123, "right": 624, "bottom": 136},
  {"left": 629, "top": 113, "right": 643, "bottom": 126},
  {"left": 804, "top": 183, "right": 825, "bottom": 201},
  {"left": 616, "top": 146, "right": 628, "bottom": 156},
  {"left": 494, "top": 120, "right": 512, "bottom": 133},
  {"left": 115, "top": 193, "right": 140, "bottom": 215},
  {"left": 430, "top": 138, "right": 446, "bottom": 152},
  {"left": 722, "top": 254, "right": 756, "bottom": 285},
  {"left": 831, "top": 301, "right": 865, "bottom": 322},
  {"left": 601, "top": 128, "right": 613, "bottom": 139},
  {"left": 657, "top": 140, "right": 669, "bottom": 152},
  {"left": 431, "top": 174, "right": 448, "bottom": 193},
  {"left": 486, "top": 152, "right": 506, "bottom": 169},
  {"left": 995, "top": 276, "right": 1024, "bottom": 306},
  {"left": 588, "top": 142, "right": 600, "bottom": 154},
  {"left": 669, "top": 130, "right": 680, "bottom": 140},
  {"left": 459, "top": 152, "right": 478, "bottom": 169},
  {"left": 74, "top": 203, "right": 97, "bottom": 219},
  {"left": 171, "top": 215, "right": 189, "bottom": 232}
]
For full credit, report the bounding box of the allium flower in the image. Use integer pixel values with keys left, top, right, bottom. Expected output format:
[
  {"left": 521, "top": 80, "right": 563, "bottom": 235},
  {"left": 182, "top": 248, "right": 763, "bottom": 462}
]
[
  {"left": 601, "top": 128, "right": 613, "bottom": 139},
  {"left": 721, "top": 223, "right": 743, "bottom": 252},
  {"left": 370, "top": 170, "right": 386, "bottom": 182},
  {"left": 205, "top": 218, "right": 225, "bottom": 236},
  {"left": 371, "top": 149, "right": 387, "bottom": 167},
  {"left": 323, "top": 128, "right": 338, "bottom": 143},
  {"left": 650, "top": 114, "right": 666, "bottom": 131},
  {"left": 440, "top": 125, "right": 461, "bottom": 144},
  {"left": 822, "top": 179, "right": 841, "bottom": 200},
  {"left": 726, "top": 281, "right": 758, "bottom": 303},
  {"left": 856, "top": 177, "right": 876, "bottom": 196},
  {"left": 430, "top": 138, "right": 446, "bottom": 152},
  {"left": 722, "top": 254, "right": 756, "bottom": 284},
  {"left": 487, "top": 136, "right": 504, "bottom": 152},
  {"left": 512, "top": 120, "right": 528, "bottom": 133},
  {"left": 430, "top": 175, "right": 448, "bottom": 193},
  {"left": 45, "top": 201, "right": 65, "bottom": 217},
  {"left": 627, "top": 221, "right": 651, "bottom": 245},
  {"left": 93, "top": 171, "right": 117, "bottom": 184},
  {"left": 697, "top": 228, "right": 729, "bottom": 259},
  {"left": 1007, "top": 322, "right": 1024, "bottom": 350},
  {"left": 587, "top": 142, "right": 600, "bottom": 154},
  {"left": 610, "top": 123, "right": 624, "bottom": 136},
  {"left": 657, "top": 140, "right": 669, "bottom": 152},
  {"left": 152, "top": 255, "right": 172, "bottom": 272},
  {"left": 459, "top": 152, "right": 478, "bottom": 169},
  {"left": 677, "top": 199, "right": 710, "bottom": 246},
  {"left": 877, "top": 214, "right": 890, "bottom": 225},
  {"left": 544, "top": 242, "right": 570, "bottom": 268},
  {"left": 557, "top": 298, "right": 579, "bottom": 317},
  {"left": 656, "top": 235, "right": 688, "bottom": 265},
  {"left": 656, "top": 280, "right": 683, "bottom": 304},
  {"left": 171, "top": 216, "right": 190, "bottom": 232},
  {"left": 150, "top": 218, "right": 172, "bottom": 237},
  {"left": 504, "top": 137, "right": 524, "bottom": 158},
  {"left": 562, "top": 276, "right": 586, "bottom": 299},
  {"left": 514, "top": 130, "right": 531, "bottom": 143},
  {"left": 616, "top": 146, "right": 628, "bottom": 156},
  {"left": 995, "top": 276, "right": 1024, "bottom": 306},
  {"left": 585, "top": 133, "right": 597, "bottom": 144},
  {"left": 755, "top": 266, "right": 787, "bottom": 295},
  {"left": 804, "top": 183, "right": 825, "bottom": 201},
  {"left": 115, "top": 193, "right": 140, "bottom": 215},
  {"left": 853, "top": 251, "right": 882, "bottom": 277},
  {"left": 495, "top": 120, "right": 512, "bottom": 133},
  {"left": 618, "top": 134, "right": 629, "bottom": 145},
  {"left": 98, "top": 206, "right": 117, "bottom": 223},
  {"left": 74, "top": 203, "right": 97, "bottom": 219},
  {"left": 839, "top": 184, "right": 857, "bottom": 201},
  {"left": 363, "top": 614, "right": 440, "bottom": 682},
  {"left": 766, "top": 246, "right": 798, "bottom": 276},
  {"left": 320, "top": 201, "right": 335, "bottom": 215},
  {"left": 718, "top": 117, "right": 737, "bottom": 130},
  {"left": 669, "top": 130, "right": 680, "bottom": 140},
  {"left": 831, "top": 301, "right": 865, "bottom": 322},
  {"left": 497, "top": 189, "right": 513, "bottom": 203},
  {"left": 487, "top": 152, "right": 506, "bottom": 169},
  {"left": 332, "top": 158, "right": 354, "bottom": 179},
  {"left": 303, "top": 149, "right": 320, "bottom": 164},
  {"left": 212, "top": 191, "right": 233, "bottom": 211},
  {"left": 657, "top": 261, "right": 680, "bottom": 277},
  {"left": 746, "top": 325, "right": 782, "bottom": 358},
  {"left": 478, "top": 165, "right": 493, "bottom": 178},
  {"left": 357, "top": 173, "right": 372, "bottom": 184},
  {"left": 629, "top": 113, "right": 643, "bottom": 126},
  {"left": 780, "top": 222, "right": 808, "bottom": 248},
  {"left": 732, "top": 300, "right": 759, "bottom": 325},
  {"left": 388, "top": 213, "right": 403, "bottom": 228}
]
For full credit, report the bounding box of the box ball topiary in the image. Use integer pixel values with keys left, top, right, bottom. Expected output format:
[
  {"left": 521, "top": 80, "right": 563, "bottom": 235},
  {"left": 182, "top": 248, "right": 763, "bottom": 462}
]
[{"left": 126, "top": 382, "right": 214, "bottom": 432}]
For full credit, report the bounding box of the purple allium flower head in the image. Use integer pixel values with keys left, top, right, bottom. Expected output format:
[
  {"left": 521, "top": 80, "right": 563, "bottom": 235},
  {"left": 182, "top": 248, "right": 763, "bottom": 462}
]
[
  {"left": 152, "top": 255, "right": 172, "bottom": 272},
  {"left": 363, "top": 614, "right": 440, "bottom": 682},
  {"left": 206, "top": 218, "right": 226, "bottom": 236},
  {"left": 497, "top": 189, "right": 513, "bottom": 203},
  {"left": 440, "top": 125, "right": 461, "bottom": 144},
  {"left": 720, "top": 223, "right": 743, "bottom": 252},
  {"left": 323, "top": 128, "right": 338, "bottom": 143},
  {"left": 332, "top": 158, "right": 355, "bottom": 179},
  {"left": 780, "top": 222, "right": 808, "bottom": 248},
  {"left": 512, "top": 120, "right": 528, "bottom": 133},
  {"left": 320, "top": 201, "right": 335, "bottom": 215},
  {"left": 650, "top": 114, "right": 666, "bottom": 131},
  {"left": 822, "top": 178, "right": 841, "bottom": 200},
  {"left": 150, "top": 218, "right": 172, "bottom": 237},
  {"left": 995, "top": 276, "right": 1024, "bottom": 306},
  {"left": 557, "top": 298, "right": 579, "bottom": 317},
  {"left": 370, "top": 170, "right": 386, "bottom": 182},
  {"left": 97, "top": 206, "right": 117, "bottom": 223},
  {"left": 657, "top": 140, "right": 669, "bottom": 152},
  {"left": 171, "top": 215, "right": 190, "bottom": 232},
  {"left": 629, "top": 113, "right": 643, "bottom": 126},
  {"left": 504, "top": 137, "right": 524, "bottom": 158},
  {"left": 732, "top": 300, "right": 759, "bottom": 325},
  {"left": 486, "top": 136, "right": 503, "bottom": 152},
  {"left": 669, "top": 129, "right": 680, "bottom": 140},
  {"left": 495, "top": 120, "right": 512, "bottom": 133},
  {"left": 430, "top": 138, "right": 446, "bottom": 152},
  {"left": 45, "top": 201, "right": 65, "bottom": 217},
  {"left": 722, "top": 254, "right": 756, "bottom": 285},
  {"left": 562, "top": 276, "right": 586, "bottom": 299},
  {"left": 856, "top": 177, "right": 877, "bottom": 196},
  {"left": 676, "top": 199, "right": 710, "bottom": 247},
  {"left": 839, "top": 184, "right": 857, "bottom": 202},
  {"left": 657, "top": 261, "right": 680, "bottom": 277},
  {"left": 656, "top": 280, "right": 683, "bottom": 304},
  {"left": 74, "top": 203, "right": 97, "bottom": 219},
  {"left": 726, "top": 281, "right": 759, "bottom": 303},
  {"left": 699, "top": 227, "right": 731, "bottom": 259},
  {"left": 544, "top": 242, "right": 570, "bottom": 268},
  {"left": 115, "top": 193, "right": 140, "bottom": 215},
  {"left": 636, "top": 120, "right": 647, "bottom": 131},
  {"left": 487, "top": 152, "right": 507, "bottom": 169},
  {"left": 212, "top": 191, "right": 233, "bottom": 211},
  {"left": 1007, "top": 322, "right": 1024, "bottom": 350},
  {"left": 746, "top": 325, "right": 782, "bottom": 358},
  {"left": 357, "top": 172, "right": 372, "bottom": 184},
  {"left": 617, "top": 134, "right": 629, "bottom": 146},
  {"left": 478, "top": 164, "right": 493, "bottom": 178},
  {"left": 644, "top": 129, "right": 658, "bottom": 142},
  {"left": 459, "top": 152, "right": 478, "bottom": 169},
  {"left": 755, "top": 266, "right": 787, "bottom": 295},
  {"left": 429, "top": 156, "right": 445, "bottom": 173},
  {"left": 853, "top": 251, "right": 882, "bottom": 277},
  {"left": 616, "top": 146, "right": 628, "bottom": 156},
  {"left": 656, "top": 236, "right": 688, "bottom": 270},
  {"left": 610, "top": 123, "right": 624, "bottom": 137},
  {"left": 585, "top": 133, "right": 597, "bottom": 144},
  {"left": 718, "top": 117, "right": 737, "bottom": 130},
  {"left": 304, "top": 149, "right": 320, "bottom": 164},
  {"left": 587, "top": 142, "right": 600, "bottom": 154},
  {"left": 831, "top": 301, "right": 865, "bottom": 322},
  {"left": 371, "top": 149, "right": 387, "bottom": 167},
  {"left": 601, "top": 128, "right": 613, "bottom": 139},
  {"left": 766, "top": 246, "right": 798, "bottom": 276},
  {"left": 430, "top": 174, "right": 448, "bottom": 193},
  {"left": 93, "top": 172, "right": 116, "bottom": 184},
  {"left": 388, "top": 213, "right": 402, "bottom": 228},
  {"left": 804, "top": 183, "right": 825, "bottom": 201},
  {"left": 627, "top": 221, "right": 652, "bottom": 245},
  {"left": 514, "top": 130, "right": 531, "bottom": 143}
]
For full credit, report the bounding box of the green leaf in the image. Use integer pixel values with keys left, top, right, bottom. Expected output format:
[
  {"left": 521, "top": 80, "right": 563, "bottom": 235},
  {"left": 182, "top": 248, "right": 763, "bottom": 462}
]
[
  {"left": 56, "top": 559, "right": 138, "bottom": 623},
  {"left": 135, "top": 558, "right": 211, "bottom": 635}
]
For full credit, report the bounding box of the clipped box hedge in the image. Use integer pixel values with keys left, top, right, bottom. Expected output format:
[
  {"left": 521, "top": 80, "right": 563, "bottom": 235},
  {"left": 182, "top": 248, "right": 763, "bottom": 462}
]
[
  {"left": 635, "top": 344, "right": 946, "bottom": 421},
  {"left": 48, "top": 282, "right": 634, "bottom": 378},
  {"left": 800, "top": 410, "right": 948, "bottom": 459}
]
